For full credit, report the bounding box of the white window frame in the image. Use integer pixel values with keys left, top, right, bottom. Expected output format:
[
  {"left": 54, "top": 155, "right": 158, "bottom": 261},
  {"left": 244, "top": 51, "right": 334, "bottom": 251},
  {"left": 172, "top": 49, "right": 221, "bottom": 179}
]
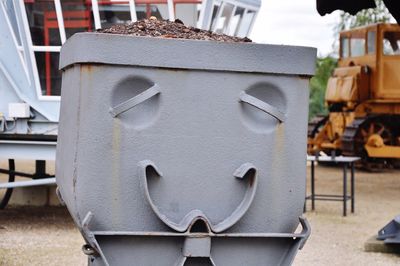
[
  {"left": 17, "top": 0, "right": 140, "bottom": 101},
  {"left": 202, "top": 0, "right": 258, "bottom": 36},
  {"left": 16, "top": 0, "right": 257, "bottom": 101}
]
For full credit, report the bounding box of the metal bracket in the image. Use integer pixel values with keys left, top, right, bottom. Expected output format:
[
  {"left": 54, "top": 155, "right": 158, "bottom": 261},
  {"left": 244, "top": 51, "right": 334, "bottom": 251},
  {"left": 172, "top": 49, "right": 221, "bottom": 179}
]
[
  {"left": 81, "top": 212, "right": 110, "bottom": 266},
  {"left": 0, "top": 177, "right": 55, "bottom": 189},
  {"left": 239, "top": 92, "right": 286, "bottom": 123},
  {"left": 109, "top": 84, "right": 160, "bottom": 117},
  {"left": 81, "top": 214, "right": 310, "bottom": 266}
]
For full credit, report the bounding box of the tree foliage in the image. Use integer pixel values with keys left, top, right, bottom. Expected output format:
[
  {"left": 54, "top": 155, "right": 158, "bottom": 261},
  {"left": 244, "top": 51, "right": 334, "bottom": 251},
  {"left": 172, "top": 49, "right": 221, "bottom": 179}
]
[
  {"left": 309, "top": 57, "right": 337, "bottom": 120},
  {"left": 335, "top": 0, "right": 391, "bottom": 32}
]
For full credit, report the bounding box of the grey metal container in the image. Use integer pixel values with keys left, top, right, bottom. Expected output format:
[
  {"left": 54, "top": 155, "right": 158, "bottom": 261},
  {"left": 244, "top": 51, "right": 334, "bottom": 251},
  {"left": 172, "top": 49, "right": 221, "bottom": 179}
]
[{"left": 56, "top": 33, "right": 316, "bottom": 266}]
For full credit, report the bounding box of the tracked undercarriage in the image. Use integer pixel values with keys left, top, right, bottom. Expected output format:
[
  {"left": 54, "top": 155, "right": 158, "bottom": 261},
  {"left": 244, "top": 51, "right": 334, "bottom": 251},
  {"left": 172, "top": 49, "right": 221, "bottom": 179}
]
[{"left": 309, "top": 113, "right": 400, "bottom": 170}]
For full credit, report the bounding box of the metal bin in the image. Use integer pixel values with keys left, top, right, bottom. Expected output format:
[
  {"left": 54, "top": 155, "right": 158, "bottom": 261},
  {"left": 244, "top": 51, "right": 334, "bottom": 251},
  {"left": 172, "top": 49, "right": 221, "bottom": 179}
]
[{"left": 56, "top": 33, "right": 316, "bottom": 265}]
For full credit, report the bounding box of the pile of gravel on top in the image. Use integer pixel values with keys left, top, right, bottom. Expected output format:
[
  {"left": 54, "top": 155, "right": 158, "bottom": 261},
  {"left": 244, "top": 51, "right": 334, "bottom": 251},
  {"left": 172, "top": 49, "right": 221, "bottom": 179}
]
[{"left": 97, "top": 17, "right": 252, "bottom": 43}]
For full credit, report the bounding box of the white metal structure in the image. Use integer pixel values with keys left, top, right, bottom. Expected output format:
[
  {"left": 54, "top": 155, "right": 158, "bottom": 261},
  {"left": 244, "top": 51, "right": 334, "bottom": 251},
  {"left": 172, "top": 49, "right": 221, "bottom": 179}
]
[
  {"left": 0, "top": 0, "right": 260, "bottom": 207},
  {"left": 198, "top": 0, "right": 259, "bottom": 37}
]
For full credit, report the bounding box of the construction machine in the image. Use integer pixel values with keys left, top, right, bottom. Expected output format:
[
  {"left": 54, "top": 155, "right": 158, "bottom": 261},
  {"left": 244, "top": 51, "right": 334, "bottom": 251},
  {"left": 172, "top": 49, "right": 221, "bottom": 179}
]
[
  {"left": 316, "top": 0, "right": 400, "bottom": 247},
  {"left": 308, "top": 23, "right": 400, "bottom": 169}
]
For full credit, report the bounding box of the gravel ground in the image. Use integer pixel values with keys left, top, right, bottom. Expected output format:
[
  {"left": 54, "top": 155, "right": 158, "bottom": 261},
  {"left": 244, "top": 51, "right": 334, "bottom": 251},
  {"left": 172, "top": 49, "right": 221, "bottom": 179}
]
[
  {"left": 97, "top": 18, "right": 252, "bottom": 42},
  {"left": 0, "top": 163, "right": 399, "bottom": 265},
  {"left": 0, "top": 207, "right": 86, "bottom": 266}
]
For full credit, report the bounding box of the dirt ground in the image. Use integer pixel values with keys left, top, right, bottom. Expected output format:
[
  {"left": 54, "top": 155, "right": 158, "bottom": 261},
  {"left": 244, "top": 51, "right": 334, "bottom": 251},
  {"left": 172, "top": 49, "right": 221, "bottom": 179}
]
[
  {"left": 0, "top": 162, "right": 399, "bottom": 265},
  {"left": 295, "top": 165, "right": 400, "bottom": 266}
]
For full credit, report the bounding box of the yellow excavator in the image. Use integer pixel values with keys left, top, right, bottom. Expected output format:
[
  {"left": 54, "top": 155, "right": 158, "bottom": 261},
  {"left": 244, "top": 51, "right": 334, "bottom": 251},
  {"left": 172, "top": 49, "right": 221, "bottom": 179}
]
[{"left": 308, "top": 23, "right": 400, "bottom": 168}]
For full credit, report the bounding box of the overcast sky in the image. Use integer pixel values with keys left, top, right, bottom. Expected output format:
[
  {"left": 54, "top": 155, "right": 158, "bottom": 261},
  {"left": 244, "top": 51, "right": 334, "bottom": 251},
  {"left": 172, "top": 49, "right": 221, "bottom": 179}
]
[{"left": 250, "top": 1, "right": 341, "bottom": 57}]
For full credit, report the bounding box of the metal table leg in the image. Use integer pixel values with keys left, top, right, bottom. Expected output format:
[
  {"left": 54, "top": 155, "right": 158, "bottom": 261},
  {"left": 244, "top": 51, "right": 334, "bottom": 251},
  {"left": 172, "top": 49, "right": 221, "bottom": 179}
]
[
  {"left": 311, "top": 161, "right": 315, "bottom": 211},
  {"left": 34, "top": 160, "right": 47, "bottom": 179},
  {"left": 343, "top": 163, "right": 347, "bottom": 217},
  {"left": 0, "top": 159, "right": 15, "bottom": 209},
  {"left": 351, "top": 162, "right": 355, "bottom": 213}
]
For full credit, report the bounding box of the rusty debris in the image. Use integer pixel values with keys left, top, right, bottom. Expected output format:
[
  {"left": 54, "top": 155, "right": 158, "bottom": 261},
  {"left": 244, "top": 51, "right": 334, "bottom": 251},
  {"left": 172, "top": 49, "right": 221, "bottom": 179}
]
[{"left": 97, "top": 18, "right": 252, "bottom": 43}]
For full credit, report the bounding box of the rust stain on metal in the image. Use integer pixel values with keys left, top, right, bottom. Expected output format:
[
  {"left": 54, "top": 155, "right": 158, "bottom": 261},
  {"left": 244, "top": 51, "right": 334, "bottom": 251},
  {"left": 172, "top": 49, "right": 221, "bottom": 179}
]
[
  {"left": 271, "top": 125, "right": 285, "bottom": 177},
  {"left": 81, "top": 64, "right": 93, "bottom": 73},
  {"left": 274, "top": 125, "right": 285, "bottom": 153},
  {"left": 111, "top": 119, "right": 121, "bottom": 226}
]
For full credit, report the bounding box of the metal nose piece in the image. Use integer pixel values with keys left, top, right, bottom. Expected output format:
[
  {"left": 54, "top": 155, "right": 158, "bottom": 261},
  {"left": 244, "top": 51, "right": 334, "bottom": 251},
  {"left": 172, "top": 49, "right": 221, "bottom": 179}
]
[
  {"left": 188, "top": 217, "right": 211, "bottom": 233},
  {"left": 138, "top": 160, "right": 258, "bottom": 233}
]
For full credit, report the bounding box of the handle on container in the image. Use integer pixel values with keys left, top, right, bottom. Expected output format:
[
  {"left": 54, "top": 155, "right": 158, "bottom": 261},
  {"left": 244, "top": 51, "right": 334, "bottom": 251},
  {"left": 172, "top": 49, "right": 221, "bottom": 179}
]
[
  {"left": 109, "top": 84, "right": 160, "bottom": 117},
  {"left": 239, "top": 92, "right": 286, "bottom": 123}
]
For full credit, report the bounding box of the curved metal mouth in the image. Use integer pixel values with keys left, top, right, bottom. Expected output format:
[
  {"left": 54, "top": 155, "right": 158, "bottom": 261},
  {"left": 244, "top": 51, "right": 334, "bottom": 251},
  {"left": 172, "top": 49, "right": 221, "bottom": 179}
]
[{"left": 138, "top": 160, "right": 258, "bottom": 233}]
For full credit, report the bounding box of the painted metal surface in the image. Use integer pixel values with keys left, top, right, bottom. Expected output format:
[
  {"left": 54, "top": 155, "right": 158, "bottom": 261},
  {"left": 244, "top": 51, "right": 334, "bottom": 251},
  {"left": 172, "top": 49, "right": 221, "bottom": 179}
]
[
  {"left": 377, "top": 215, "right": 400, "bottom": 244},
  {"left": 0, "top": 140, "right": 57, "bottom": 161},
  {"left": 59, "top": 34, "right": 315, "bottom": 75},
  {"left": 0, "top": 177, "right": 56, "bottom": 189},
  {"left": 57, "top": 33, "right": 316, "bottom": 265}
]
